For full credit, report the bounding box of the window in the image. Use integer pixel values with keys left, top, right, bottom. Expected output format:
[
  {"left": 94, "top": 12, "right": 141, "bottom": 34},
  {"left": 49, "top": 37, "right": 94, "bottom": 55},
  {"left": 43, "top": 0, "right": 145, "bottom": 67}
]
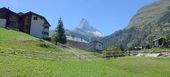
[
  {"left": 0, "top": 13, "right": 3, "bottom": 18},
  {"left": 10, "top": 21, "right": 17, "bottom": 25},
  {"left": 168, "top": 19, "right": 170, "bottom": 23},
  {"left": 42, "top": 31, "right": 49, "bottom": 35},
  {"left": 44, "top": 26, "right": 49, "bottom": 29},
  {"left": 168, "top": 6, "right": 170, "bottom": 10},
  {"left": 33, "top": 17, "right": 38, "bottom": 20}
]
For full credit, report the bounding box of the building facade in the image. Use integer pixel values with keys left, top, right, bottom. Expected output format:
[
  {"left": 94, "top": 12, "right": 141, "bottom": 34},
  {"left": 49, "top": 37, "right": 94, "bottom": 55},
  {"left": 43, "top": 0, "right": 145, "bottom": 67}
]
[
  {"left": 0, "top": 7, "right": 20, "bottom": 30},
  {"left": 88, "top": 40, "right": 103, "bottom": 52},
  {"left": 0, "top": 7, "right": 50, "bottom": 39},
  {"left": 153, "top": 37, "right": 166, "bottom": 47}
]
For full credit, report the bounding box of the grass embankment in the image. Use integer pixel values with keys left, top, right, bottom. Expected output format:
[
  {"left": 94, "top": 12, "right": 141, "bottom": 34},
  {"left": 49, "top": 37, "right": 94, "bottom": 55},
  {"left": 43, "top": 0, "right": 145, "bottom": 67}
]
[
  {"left": 0, "top": 56, "right": 169, "bottom": 77},
  {"left": 0, "top": 28, "right": 77, "bottom": 60}
]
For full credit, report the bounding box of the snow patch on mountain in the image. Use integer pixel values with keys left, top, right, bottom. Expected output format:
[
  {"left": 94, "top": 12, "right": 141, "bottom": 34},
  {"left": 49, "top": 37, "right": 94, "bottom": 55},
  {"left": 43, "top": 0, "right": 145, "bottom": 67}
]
[
  {"left": 87, "top": 31, "right": 103, "bottom": 37},
  {"left": 66, "top": 36, "right": 89, "bottom": 43}
]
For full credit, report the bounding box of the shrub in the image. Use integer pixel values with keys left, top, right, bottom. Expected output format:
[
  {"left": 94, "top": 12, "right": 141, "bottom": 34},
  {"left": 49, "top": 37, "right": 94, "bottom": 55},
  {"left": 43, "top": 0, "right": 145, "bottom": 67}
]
[
  {"left": 103, "top": 47, "right": 126, "bottom": 58},
  {"left": 39, "top": 43, "right": 50, "bottom": 48},
  {"left": 44, "top": 37, "right": 51, "bottom": 41}
]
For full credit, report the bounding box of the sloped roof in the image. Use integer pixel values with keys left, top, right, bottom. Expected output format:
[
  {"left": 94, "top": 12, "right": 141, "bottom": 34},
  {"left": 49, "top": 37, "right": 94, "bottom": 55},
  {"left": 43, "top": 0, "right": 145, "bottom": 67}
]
[
  {"left": 0, "top": 7, "right": 20, "bottom": 17},
  {"left": 23, "top": 11, "right": 51, "bottom": 27},
  {"left": 153, "top": 37, "right": 165, "bottom": 42},
  {"left": 0, "top": 7, "right": 51, "bottom": 27}
]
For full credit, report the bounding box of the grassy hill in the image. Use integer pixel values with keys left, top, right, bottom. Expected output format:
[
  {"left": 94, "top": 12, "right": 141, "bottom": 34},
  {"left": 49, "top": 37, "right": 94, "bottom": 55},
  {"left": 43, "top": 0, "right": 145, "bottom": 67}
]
[{"left": 0, "top": 28, "right": 77, "bottom": 60}]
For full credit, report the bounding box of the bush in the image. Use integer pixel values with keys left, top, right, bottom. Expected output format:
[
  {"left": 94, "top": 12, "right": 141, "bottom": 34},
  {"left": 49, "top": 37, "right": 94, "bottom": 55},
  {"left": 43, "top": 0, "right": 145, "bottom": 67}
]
[
  {"left": 39, "top": 43, "right": 50, "bottom": 48},
  {"left": 103, "top": 47, "right": 126, "bottom": 58},
  {"left": 44, "top": 37, "right": 51, "bottom": 41}
]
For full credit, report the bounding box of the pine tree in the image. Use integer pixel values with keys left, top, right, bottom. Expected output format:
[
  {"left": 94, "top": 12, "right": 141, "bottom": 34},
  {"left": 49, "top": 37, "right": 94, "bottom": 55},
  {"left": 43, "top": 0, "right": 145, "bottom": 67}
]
[{"left": 54, "top": 18, "right": 67, "bottom": 44}]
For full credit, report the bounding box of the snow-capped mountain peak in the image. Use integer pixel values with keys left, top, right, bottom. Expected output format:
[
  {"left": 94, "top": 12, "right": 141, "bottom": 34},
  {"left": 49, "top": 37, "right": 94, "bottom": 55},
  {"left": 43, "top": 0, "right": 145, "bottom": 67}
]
[
  {"left": 75, "top": 18, "right": 103, "bottom": 37},
  {"left": 64, "top": 18, "right": 103, "bottom": 43},
  {"left": 78, "top": 18, "right": 91, "bottom": 29}
]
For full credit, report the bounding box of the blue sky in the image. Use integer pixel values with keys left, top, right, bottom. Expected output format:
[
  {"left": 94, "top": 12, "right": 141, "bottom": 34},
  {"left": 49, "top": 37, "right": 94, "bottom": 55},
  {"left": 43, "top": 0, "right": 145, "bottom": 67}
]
[{"left": 0, "top": 0, "right": 155, "bottom": 36}]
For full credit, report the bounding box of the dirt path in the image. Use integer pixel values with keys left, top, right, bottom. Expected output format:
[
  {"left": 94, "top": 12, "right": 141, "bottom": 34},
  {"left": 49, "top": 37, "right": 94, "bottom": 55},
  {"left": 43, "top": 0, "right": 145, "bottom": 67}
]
[{"left": 67, "top": 47, "right": 90, "bottom": 61}]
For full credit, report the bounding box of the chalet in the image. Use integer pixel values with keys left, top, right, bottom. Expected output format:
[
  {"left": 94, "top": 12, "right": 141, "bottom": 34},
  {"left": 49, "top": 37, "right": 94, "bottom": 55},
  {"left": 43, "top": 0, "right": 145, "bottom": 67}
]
[
  {"left": 20, "top": 12, "right": 50, "bottom": 39},
  {"left": 0, "top": 7, "right": 20, "bottom": 30},
  {"left": 153, "top": 37, "right": 166, "bottom": 47},
  {"left": 88, "top": 40, "right": 103, "bottom": 52},
  {"left": 0, "top": 7, "right": 50, "bottom": 39}
]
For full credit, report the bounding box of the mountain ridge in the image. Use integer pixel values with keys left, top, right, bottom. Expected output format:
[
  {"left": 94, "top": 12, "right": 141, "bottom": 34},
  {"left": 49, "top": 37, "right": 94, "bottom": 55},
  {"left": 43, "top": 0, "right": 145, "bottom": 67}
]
[
  {"left": 66, "top": 18, "right": 103, "bottom": 43},
  {"left": 50, "top": 18, "right": 103, "bottom": 43},
  {"left": 74, "top": 18, "right": 103, "bottom": 37},
  {"left": 102, "top": 0, "right": 170, "bottom": 48}
]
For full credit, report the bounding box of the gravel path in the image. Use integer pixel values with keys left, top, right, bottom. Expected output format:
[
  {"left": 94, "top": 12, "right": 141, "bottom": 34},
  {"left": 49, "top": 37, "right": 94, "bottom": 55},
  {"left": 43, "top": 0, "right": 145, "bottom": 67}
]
[{"left": 67, "top": 47, "right": 90, "bottom": 61}]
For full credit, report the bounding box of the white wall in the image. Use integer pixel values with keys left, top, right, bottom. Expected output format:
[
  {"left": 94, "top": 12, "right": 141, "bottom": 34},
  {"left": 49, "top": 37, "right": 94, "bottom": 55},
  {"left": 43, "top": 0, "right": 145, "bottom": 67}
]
[
  {"left": 95, "top": 43, "right": 103, "bottom": 51},
  {"left": 154, "top": 41, "right": 159, "bottom": 47},
  {"left": 30, "top": 15, "right": 44, "bottom": 38},
  {"left": 0, "top": 19, "right": 6, "bottom": 27},
  {"left": 43, "top": 28, "right": 49, "bottom": 32}
]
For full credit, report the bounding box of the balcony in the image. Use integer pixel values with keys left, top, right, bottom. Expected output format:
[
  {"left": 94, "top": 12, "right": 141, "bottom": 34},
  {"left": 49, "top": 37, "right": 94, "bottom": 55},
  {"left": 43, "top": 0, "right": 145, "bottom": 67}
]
[
  {"left": 43, "top": 23, "right": 50, "bottom": 27},
  {"left": 43, "top": 28, "right": 49, "bottom": 32}
]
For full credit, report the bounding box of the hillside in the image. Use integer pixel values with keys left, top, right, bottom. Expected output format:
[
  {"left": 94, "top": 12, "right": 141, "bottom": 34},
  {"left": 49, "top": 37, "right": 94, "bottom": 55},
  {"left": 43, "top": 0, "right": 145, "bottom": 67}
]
[
  {"left": 102, "top": 0, "right": 170, "bottom": 48},
  {"left": 0, "top": 28, "right": 77, "bottom": 60}
]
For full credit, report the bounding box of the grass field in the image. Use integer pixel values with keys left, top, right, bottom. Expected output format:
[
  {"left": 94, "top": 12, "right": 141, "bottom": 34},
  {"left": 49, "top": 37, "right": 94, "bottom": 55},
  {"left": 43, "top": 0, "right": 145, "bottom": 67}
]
[{"left": 0, "top": 55, "right": 170, "bottom": 77}]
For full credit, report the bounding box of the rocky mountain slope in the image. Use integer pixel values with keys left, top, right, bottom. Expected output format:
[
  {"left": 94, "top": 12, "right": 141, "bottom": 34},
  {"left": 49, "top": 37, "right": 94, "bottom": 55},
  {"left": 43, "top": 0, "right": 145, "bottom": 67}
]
[{"left": 102, "top": 0, "right": 170, "bottom": 48}]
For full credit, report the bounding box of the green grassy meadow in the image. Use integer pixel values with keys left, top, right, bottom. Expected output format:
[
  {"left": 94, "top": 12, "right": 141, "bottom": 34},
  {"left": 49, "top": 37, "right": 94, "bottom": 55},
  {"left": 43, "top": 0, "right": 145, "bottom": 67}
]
[
  {"left": 0, "top": 56, "right": 170, "bottom": 77},
  {"left": 0, "top": 28, "right": 170, "bottom": 77}
]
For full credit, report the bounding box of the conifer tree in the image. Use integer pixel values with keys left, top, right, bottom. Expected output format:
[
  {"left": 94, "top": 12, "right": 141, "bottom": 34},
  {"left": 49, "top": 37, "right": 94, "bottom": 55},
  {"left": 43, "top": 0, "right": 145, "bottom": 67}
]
[{"left": 54, "top": 18, "right": 67, "bottom": 44}]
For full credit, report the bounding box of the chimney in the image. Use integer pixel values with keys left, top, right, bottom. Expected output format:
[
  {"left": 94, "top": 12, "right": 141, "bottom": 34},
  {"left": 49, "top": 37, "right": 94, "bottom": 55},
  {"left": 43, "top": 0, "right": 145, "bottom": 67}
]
[{"left": 7, "top": 7, "right": 10, "bottom": 10}]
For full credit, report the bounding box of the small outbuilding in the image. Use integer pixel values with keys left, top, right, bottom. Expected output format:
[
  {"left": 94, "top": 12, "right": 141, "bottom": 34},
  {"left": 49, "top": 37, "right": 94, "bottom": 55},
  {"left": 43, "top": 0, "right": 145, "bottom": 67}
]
[
  {"left": 88, "top": 40, "right": 103, "bottom": 52},
  {"left": 153, "top": 37, "right": 166, "bottom": 47}
]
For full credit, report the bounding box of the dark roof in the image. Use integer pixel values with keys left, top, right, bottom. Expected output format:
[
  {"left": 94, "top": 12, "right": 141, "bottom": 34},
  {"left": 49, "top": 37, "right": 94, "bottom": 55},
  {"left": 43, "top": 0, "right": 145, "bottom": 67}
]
[
  {"left": 0, "top": 7, "right": 51, "bottom": 27},
  {"left": 24, "top": 11, "right": 51, "bottom": 27},
  {"left": 18, "top": 12, "right": 24, "bottom": 16},
  {"left": 0, "top": 7, "right": 20, "bottom": 17},
  {"left": 153, "top": 37, "right": 165, "bottom": 42}
]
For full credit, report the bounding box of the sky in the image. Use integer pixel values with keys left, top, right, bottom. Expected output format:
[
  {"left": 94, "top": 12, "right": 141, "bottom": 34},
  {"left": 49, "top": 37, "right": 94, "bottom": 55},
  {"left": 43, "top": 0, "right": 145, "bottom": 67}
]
[{"left": 0, "top": 0, "right": 156, "bottom": 36}]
